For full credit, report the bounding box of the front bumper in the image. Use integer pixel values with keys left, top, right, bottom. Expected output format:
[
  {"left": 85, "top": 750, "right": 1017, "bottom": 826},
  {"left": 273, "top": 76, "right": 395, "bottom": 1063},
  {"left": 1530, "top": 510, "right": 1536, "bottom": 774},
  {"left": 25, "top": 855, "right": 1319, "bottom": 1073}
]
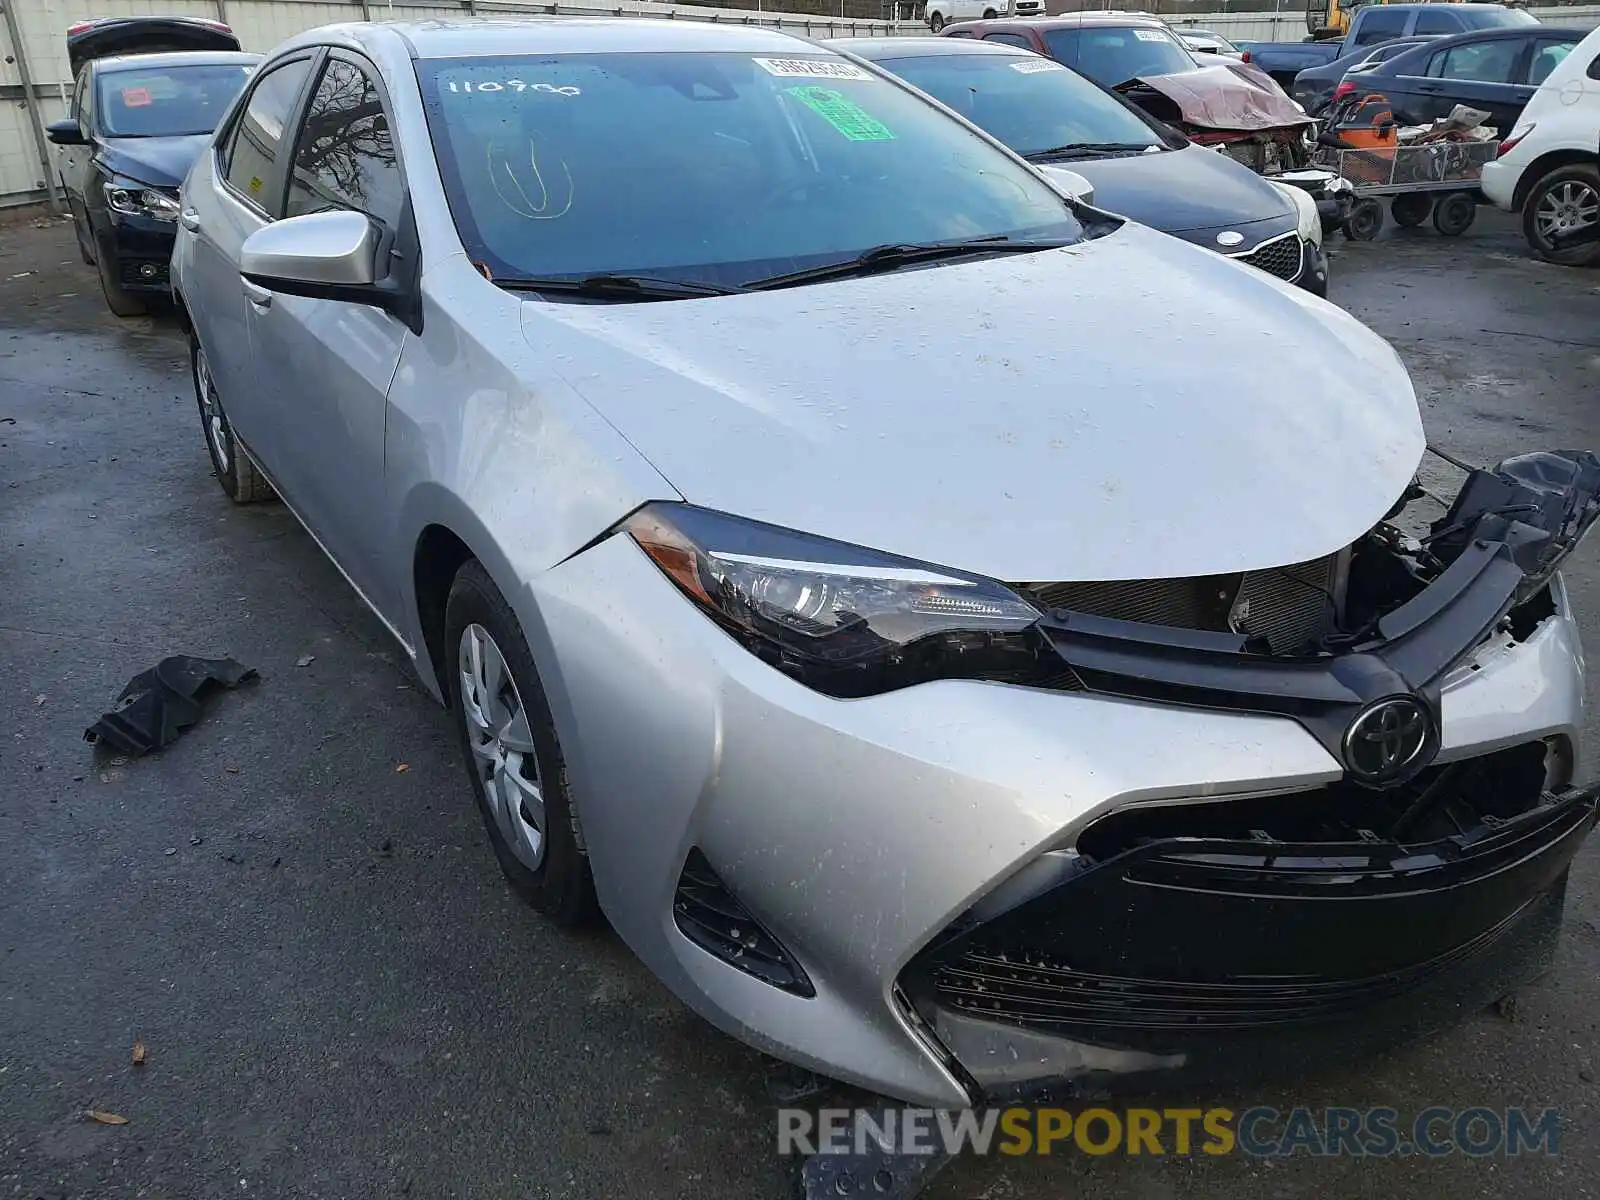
[
  {"left": 96, "top": 212, "right": 177, "bottom": 293},
  {"left": 526, "top": 532, "right": 1589, "bottom": 1108}
]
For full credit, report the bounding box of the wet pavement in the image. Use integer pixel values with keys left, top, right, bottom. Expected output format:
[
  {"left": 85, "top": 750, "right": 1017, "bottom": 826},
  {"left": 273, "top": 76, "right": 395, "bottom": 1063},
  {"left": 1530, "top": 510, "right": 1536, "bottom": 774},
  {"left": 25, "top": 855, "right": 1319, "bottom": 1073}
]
[{"left": 3, "top": 209, "right": 1600, "bottom": 1200}]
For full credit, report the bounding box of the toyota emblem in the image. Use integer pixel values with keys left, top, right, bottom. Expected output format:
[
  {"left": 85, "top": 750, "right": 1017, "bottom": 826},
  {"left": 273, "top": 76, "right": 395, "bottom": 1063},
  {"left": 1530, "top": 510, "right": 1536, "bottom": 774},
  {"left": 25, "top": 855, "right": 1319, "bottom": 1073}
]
[
  {"left": 1216, "top": 231, "right": 1245, "bottom": 247},
  {"left": 1342, "top": 697, "right": 1433, "bottom": 785}
]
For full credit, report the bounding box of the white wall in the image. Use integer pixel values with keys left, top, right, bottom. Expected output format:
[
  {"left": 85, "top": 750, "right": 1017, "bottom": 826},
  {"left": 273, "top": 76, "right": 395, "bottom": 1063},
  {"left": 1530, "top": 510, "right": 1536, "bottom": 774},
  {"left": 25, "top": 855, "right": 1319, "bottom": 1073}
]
[{"left": 3, "top": 0, "right": 1598, "bottom": 205}]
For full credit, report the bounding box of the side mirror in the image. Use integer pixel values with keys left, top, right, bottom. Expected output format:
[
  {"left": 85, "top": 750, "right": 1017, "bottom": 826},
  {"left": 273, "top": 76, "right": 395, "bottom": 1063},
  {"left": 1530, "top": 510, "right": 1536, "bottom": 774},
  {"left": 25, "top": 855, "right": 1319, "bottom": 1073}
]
[
  {"left": 1037, "top": 165, "right": 1096, "bottom": 208},
  {"left": 47, "top": 118, "right": 87, "bottom": 146},
  {"left": 240, "top": 208, "right": 423, "bottom": 332},
  {"left": 241, "top": 209, "right": 380, "bottom": 291}
]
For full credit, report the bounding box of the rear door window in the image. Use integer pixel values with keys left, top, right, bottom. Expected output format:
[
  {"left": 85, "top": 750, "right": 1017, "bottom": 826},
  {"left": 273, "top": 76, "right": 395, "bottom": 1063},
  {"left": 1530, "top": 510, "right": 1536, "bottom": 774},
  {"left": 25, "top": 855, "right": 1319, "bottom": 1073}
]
[
  {"left": 1412, "top": 9, "right": 1461, "bottom": 36},
  {"left": 1352, "top": 9, "right": 1408, "bottom": 47},
  {"left": 985, "top": 32, "right": 1033, "bottom": 49},
  {"left": 1526, "top": 39, "right": 1577, "bottom": 85},
  {"left": 1428, "top": 38, "right": 1526, "bottom": 84},
  {"left": 222, "top": 55, "right": 314, "bottom": 214}
]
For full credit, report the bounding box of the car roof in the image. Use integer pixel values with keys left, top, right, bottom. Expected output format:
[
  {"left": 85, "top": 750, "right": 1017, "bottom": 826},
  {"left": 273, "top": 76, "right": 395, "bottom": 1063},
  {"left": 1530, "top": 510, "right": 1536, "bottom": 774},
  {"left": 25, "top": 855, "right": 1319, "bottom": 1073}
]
[
  {"left": 829, "top": 35, "right": 1028, "bottom": 58},
  {"left": 90, "top": 50, "right": 263, "bottom": 73},
  {"left": 1366, "top": 24, "right": 1579, "bottom": 73},
  {"left": 323, "top": 17, "right": 823, "bottom": 58}
]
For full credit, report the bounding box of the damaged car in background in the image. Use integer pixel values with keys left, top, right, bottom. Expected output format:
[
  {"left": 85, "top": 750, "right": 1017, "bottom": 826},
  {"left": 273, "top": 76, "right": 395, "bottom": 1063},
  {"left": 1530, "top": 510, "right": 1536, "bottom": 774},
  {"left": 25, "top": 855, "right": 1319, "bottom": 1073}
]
[
  {"left": 942, "top": 12, "right": 1353, "bottom": 230},
  {"left": 173, "top": 17, "right": 1600, "bottom": 1155}
]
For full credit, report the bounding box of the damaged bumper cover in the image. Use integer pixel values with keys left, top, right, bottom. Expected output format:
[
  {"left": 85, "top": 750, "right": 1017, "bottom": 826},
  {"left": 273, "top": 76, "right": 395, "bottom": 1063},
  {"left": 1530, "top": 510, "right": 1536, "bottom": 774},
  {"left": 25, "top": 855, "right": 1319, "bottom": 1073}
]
[{"left": 525, "top": 451, "right": 1600, "bottom": 1108}]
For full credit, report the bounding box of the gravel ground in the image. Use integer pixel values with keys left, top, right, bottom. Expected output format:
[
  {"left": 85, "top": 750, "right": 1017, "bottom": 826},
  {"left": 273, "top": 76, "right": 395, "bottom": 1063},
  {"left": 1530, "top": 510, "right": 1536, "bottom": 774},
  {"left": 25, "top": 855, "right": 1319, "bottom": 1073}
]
[{"left": 3, "top": 209, "right": 1600, "bottom": 1200}]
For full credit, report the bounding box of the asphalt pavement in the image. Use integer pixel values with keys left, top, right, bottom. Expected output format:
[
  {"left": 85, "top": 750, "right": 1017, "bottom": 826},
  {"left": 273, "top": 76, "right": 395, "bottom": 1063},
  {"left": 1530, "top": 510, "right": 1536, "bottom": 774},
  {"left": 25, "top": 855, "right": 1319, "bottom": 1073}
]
[{"left": 3, "top": 208, "right": 1600, "bottom": 1200}]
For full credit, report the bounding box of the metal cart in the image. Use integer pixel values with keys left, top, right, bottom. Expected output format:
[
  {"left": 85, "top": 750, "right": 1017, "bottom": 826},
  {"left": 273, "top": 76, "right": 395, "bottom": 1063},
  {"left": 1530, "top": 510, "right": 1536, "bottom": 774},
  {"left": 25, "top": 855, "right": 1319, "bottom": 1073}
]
[{"left": 1311, "top": 139, "right": 1500, "bottom": 240}]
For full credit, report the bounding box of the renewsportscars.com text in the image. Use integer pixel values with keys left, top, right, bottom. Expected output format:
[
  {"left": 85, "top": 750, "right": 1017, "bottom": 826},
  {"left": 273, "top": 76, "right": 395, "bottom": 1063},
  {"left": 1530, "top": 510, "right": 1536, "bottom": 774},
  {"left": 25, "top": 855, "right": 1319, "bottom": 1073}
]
[{"left": 778, "top": 1106, "right": 1561, "bottom": 1158}]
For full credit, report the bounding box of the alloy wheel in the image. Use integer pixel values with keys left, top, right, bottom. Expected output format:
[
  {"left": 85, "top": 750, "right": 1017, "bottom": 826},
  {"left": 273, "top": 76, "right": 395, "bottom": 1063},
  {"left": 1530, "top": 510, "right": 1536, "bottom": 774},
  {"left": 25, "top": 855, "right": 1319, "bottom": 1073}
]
[
  {"left": 1534, "top": 180, "right": 1600, "bottom": 245},
  {"left": 194, "top": 346, "right": 230, "bottom": 472},
  {"left": 458, "top": 622, "right": 546, "bottom": 870}
]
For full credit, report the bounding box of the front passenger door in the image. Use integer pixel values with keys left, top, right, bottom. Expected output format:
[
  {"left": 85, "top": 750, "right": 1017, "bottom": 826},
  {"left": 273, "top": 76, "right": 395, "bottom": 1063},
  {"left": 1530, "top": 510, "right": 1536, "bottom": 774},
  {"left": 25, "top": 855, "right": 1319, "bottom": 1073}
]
[{"left": 246, "top": 51, "right": 410, "bottom": 614}]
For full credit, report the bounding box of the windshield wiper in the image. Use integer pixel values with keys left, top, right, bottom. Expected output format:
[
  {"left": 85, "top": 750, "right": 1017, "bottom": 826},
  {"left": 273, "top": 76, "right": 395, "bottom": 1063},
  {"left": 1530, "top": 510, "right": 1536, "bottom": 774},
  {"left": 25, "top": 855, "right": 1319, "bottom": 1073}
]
[
  {"left": 742, "top": 236, "right": 1070, "bottom": 292},
  {"left": 494, "top": 273, "right": 745, "bottom": 300},
  {"left": 1026, "top": 142, "right": 1157, "bottom": 162}
]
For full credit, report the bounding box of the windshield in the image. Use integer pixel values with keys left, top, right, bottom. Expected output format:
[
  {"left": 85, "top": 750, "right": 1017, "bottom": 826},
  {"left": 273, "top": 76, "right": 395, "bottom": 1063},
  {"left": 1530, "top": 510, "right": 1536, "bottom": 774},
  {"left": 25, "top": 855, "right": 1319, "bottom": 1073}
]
[
  {"left": 1043, "top": 26, "right": 1199, "bottom": 86},
  {"left": 96, "top": 63, "right": 253, "bottom": 137},
  {"left": 416, "top": 51, "right": 1087, "bottom": 289},
  {"left": 873, "top": 52, "right": 1166, "bottom": 158}
]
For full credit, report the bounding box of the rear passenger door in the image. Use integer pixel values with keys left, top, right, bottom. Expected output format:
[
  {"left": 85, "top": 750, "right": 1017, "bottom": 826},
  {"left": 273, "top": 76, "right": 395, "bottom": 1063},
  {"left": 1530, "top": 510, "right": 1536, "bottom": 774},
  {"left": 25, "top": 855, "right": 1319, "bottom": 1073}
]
[
  {"left": 183, "top": 52, "right": 318, "bottom": 436},
  {"left": 1425, "top": 35, "right": 1536, "bottom": 131}
]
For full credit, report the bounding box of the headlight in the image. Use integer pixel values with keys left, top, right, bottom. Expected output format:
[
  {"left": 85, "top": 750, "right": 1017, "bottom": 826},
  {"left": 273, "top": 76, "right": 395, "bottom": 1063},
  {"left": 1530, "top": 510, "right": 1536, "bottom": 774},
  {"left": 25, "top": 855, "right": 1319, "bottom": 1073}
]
[
  {"left": 103, "top": 183, "right": 181, "bottom": 222},
  {"left": 1272, "top": 180, "right": 1323, "bottom": 246},
  {"left": 623, "top": 503, "right": 1058, "bottom": 698}
]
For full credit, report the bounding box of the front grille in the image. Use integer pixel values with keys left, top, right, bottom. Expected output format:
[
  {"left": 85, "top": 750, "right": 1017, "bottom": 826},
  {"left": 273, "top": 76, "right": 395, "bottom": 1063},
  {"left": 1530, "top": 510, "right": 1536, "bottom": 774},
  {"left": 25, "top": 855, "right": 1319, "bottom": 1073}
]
[
  {"left": 673, "top": 849, "right": 813, "bottom": 996},
  {"left": 1233, "top": 231, "right": 1304, "bottom": 282},
  {"left": 1023, "top": 551, "right": 1339, "bottom": 655},
  {"left": 119, "top": 259, "right": 169, "bottom": 287}
]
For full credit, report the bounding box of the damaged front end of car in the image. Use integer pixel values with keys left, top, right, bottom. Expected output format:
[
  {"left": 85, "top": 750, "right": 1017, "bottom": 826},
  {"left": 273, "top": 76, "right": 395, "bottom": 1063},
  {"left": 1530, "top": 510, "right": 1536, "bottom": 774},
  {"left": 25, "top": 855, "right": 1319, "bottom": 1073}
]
[
  {"left": 898, "top": 448, "right": 1600, "bottom": 1102},
  {"left": 1115, "top": 61, "right": 1316, "bottom": 175}
]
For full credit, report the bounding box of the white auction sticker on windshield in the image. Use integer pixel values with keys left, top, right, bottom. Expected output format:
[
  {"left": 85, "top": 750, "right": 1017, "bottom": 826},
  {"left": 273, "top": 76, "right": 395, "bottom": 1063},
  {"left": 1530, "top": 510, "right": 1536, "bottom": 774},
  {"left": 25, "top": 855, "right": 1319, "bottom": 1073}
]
[
  {"left": 1009, "top": 59, "right": 1066, "bottom": 73},
  {"left": 754, "top": 58, "right": 871, "bottom": 80},
  {"left": 1132, "top": 28, "right": 1168, "bottom": 41}
]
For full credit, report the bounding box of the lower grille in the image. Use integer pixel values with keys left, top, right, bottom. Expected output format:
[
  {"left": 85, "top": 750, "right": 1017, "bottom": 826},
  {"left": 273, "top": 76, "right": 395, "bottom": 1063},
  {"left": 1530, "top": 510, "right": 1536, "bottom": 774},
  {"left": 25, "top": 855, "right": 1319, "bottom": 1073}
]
[
  {"left": 1023, "top": 550, "right": 1339, "bottom": 655},
  {"left": 119, "top": 259, "right": 169, "bottom": 287},
  {"left": 909, "top": 743, "right": 1587, "bottom": 1038},
  {"left": 673, "top": 849, "right": 813, "bottom": 996},
  {"left": 931, "top": 903, "right": 1531, "bottom": 1031},
  {"left": 1233, "top": 231, "right": 1304, "bottom": 282}
]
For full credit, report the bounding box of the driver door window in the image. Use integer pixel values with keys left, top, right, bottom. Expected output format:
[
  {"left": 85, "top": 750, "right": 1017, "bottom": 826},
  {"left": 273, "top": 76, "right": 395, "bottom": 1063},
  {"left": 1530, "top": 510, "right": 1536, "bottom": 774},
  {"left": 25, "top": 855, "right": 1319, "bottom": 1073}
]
[{"left": 285, "top": 57, "right": 404, "bottom": 229}]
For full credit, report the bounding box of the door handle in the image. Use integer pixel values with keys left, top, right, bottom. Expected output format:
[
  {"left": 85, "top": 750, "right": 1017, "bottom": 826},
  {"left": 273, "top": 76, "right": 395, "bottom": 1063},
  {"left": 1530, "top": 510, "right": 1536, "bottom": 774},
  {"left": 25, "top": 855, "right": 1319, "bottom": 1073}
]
[
  {"left": 179, "top": 208, "right": 201, "bottom": 232},
  {"left": 1416, "top": 82, "right": 1444, "bottom": 93},
  {"left": 241, "top": 278, "right": 273, "bottom": 308}
]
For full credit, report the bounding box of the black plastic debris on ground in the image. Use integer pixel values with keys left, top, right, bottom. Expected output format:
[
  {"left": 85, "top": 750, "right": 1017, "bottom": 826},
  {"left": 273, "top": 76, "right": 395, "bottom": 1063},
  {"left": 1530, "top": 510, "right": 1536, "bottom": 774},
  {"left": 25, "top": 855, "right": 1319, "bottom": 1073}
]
[{"left": 84, "top": 656, "right": 258, "bottom": 756}]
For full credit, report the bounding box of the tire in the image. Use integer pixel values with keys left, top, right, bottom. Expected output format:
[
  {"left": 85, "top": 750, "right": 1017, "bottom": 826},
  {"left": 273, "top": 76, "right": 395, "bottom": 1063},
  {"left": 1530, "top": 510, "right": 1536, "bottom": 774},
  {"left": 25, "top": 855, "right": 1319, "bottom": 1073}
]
[
  {"left": 191, "top": 333, "right": 273, "bottom": 503},
  {"left": 95, "top": 254, "right": 147, "bottom": 317},
  {"left": 1432, "top": 191, "right": 1476, "bottom": 237},
  {"left": 1521, "top": 163, "right": 1600, "bottom": 267},
  {"left": 928, "top": 11, "right": 945, "bottom": 30},
  {"left": 982, "top": 7, "right": 997, "bottom": 16},
  {"left": 1390, "top": 193, "right": 1432, "bottom": 228},
  {"left": 445, "top": 560, "right": 597, "bottom": 927},
  {"left": 1344, "top": 197, "right": 1383, "bottom": 241}
]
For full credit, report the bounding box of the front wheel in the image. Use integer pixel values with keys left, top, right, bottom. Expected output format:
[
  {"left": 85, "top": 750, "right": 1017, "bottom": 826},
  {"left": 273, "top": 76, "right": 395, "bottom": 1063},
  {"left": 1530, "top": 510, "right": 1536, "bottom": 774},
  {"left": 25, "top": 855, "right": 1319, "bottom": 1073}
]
[
  {"left": 1344, "top": 197, "right": 1383, "bottom": 241},
  {"left": 95, "top": 254, "right": 147, "bottom": 317},
  {"left": 1522, "top": 164, "right": 1600, "bottom": 267},
  {"left": 445, "top": 560, "right": 597, "bottom": 927},
  {"left": 928, "top": 11, "right": 945, "bottom": 30}
]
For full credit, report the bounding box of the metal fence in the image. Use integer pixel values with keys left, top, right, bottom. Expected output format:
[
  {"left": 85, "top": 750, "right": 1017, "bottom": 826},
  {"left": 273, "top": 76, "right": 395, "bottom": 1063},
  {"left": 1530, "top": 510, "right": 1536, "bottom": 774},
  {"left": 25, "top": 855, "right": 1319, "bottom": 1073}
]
[{"left": 2, "top": 0, "right": 1597, "bottom": 207}]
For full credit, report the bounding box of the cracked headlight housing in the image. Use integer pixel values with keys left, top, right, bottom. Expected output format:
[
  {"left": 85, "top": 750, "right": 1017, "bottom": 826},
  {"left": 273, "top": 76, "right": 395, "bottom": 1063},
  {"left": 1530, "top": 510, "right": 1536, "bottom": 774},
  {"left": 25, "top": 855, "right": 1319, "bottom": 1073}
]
[
  {"left": 104, "top": 183, "right": 181, "bottom": 222},
  {"left": 624, "top": 504, "right": 1056, "bottom": 697}
]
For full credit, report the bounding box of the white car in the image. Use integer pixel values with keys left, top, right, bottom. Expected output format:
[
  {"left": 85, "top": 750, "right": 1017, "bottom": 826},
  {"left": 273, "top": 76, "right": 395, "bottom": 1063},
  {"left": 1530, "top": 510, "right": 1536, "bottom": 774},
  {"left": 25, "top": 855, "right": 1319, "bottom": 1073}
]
[
  {"left": 1480, "top": 22, "right": 1600, "bottom": 266},
  {"left": 925, "top": 0, "right": 1039, "bottom": 34},
  {"left": 1179, "top": 29, "right": 1245, "bottom": 60}
]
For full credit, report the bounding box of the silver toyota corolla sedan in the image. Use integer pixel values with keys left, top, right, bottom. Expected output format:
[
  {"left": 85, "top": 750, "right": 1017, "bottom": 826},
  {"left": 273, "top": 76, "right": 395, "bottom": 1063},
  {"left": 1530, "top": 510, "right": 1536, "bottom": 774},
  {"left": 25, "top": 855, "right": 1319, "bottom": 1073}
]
[{"left": 172, "top": 18, "right": 1600, "bottom": 1108}]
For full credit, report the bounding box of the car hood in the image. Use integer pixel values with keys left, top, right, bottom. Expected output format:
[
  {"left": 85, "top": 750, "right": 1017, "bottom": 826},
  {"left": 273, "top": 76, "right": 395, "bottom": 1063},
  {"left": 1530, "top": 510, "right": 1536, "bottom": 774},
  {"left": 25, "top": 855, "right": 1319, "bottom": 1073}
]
[
  {"left": 1119, "top": 62, "right": 1314, "bottom": 132},
  {"left": 520, "top": 224, "right": 1422, "bottom": 583},
  {"left": 1056, "top": 144, "right": 1294, "bottom": 234},
  {"left": 96, "top": 134, "right": 210, "bottom": 189}
]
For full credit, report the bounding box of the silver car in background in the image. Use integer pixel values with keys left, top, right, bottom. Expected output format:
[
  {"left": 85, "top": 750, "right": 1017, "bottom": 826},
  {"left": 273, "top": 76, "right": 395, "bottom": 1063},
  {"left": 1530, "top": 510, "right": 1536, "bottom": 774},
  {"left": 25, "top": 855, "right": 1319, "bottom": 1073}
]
[{"left": 172, "top": 18, "right": 1600, "bottom": 1109}]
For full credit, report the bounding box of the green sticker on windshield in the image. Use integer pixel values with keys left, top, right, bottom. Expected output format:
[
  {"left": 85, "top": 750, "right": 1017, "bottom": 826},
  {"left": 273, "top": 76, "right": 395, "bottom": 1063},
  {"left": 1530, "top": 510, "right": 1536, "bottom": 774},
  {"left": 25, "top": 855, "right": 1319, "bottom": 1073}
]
[{"left": 788, "top": 86, "right": 895, "bottom": 142}]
